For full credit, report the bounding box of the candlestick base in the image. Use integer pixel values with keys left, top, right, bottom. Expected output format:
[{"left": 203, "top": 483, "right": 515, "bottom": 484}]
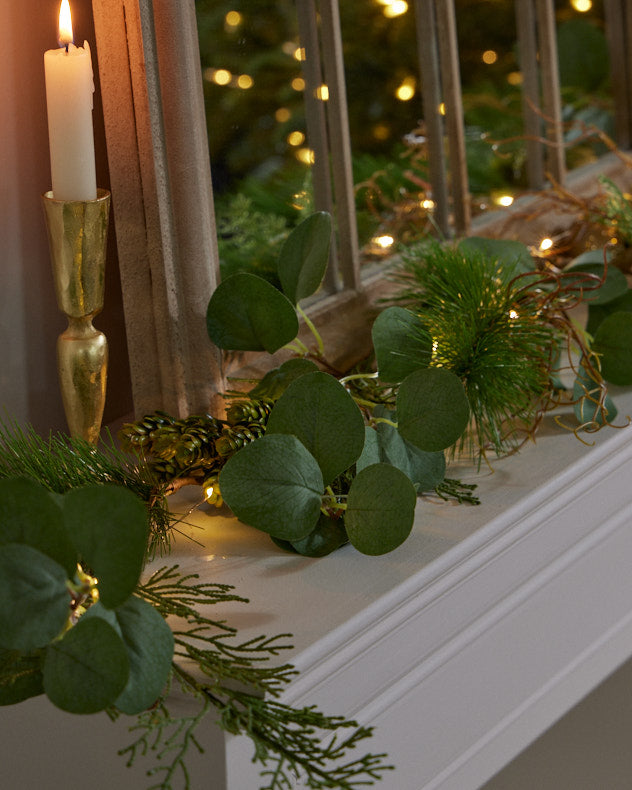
[{"left": 42, "top": 189, "right": 111, "bottom": 444}]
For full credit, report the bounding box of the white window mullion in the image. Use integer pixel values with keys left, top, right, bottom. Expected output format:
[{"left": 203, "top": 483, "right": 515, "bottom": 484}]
[
  {"left": 515, "top": 0, "right": 546, "bottom": 189},
  {"left": 296, "top": 0, "right": 340, "bottom": 294},
  {"left": 318, "top": 0, "right": 362, "bottom": 291},
  {"left": 434, "top": 0, "right": 471, "bottom": 236},
  {"left": 534, "top": 0, "right": 566, "bottom": 185},
  {"left": 413, "top": 0, "right": 451, "bottom": 237},
  {"left": 604, "top": 0, "right": 632, "bottom": 150}
]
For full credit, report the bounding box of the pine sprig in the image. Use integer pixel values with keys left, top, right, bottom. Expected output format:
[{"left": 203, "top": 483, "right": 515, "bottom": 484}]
[
  {"left": 0, "top": 419, "right": 173, "bottom": 557},
  {"left": 391, "top": 243, "right": 558, "bottom": 457},
  {"left": 128, "top": 566, "right": 391, "bottom": 790}
]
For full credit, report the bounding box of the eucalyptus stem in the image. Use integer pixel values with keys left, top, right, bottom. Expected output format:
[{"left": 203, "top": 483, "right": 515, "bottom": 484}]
[
  {"left": 297, "top": 304, "right": 325, "bottom": 357},
  {"left": 371, "top": 417, "right": 398, "bottom": 429},
  {"left": 339, "top": 371, "right": 379, "bottom": 385},
  {"left": 284, "top": 339, "right": 310, "bottom": 355}
]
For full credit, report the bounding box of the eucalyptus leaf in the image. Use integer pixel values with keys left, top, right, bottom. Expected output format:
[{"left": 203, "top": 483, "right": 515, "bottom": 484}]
[
  {"left": 0, "top": 649, "right": 43, "bottom": 705},
  {"left": 43, "top": 616, "right": 129, "bottom": 714},
  {"left": 289, "top": 513, "right": 348, "bottom": 557},
  {"left": 277, "top": 212, "right": 332, "bottom": 304},
  {"left": 372, "top": 307, "right": 432, "bottom": 383},
  {"left": 266, "top": 371, "right": 366, "bottom": 485},
  {"left": 62, "top": 485, "right": 149, "bottom": 610},
  {"left": 586, "top": 290, "right": 632, "bottom": 336},
  {"left": 206, "top": 272, "right": 299, "bottom": 352},
  {"left": 248, "top": 358, "right": 320, "bottom": 401},
  {"left": 592, "top": 312, "right": 632, "bottom": 385},
  {"left": 564, "top": 260, "right": 628, "bottom": 305},
  {"left": 0, "top": 478, "right": 76, "bottom": 577},
  {"left": 373, "top": 422, "right": 445, "bottom": 491},
  {"left": 0, "top": 544, "right": 70, "bottom": 652},
  {"left": 458, "top": 237, "right": 533, "bottom": 275},
  {"left": 220, "top": 434, "right": 324, "bottom": 541},
  {"left": 573, "top": 362, "right": 617, "bottom": 427},
  {"left": 345, "top": 464, "right": 417, "bottom": 555},
  {"left": 356, "top": 427, "right": 381, "bottom": 472},
  {"left": 86, "top": 598, "right": 173, "bottom": 715},
  {"left": 397, "top": 368, "right": 470, "bottom": 451}
]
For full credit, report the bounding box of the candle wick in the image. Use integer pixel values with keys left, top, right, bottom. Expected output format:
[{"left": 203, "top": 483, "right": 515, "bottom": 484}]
[{"left": 65, "top": 43, "right": 69, "bottom": 53}]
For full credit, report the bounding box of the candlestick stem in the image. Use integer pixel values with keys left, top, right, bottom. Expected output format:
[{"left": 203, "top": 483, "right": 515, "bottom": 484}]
[{"left": 42, "top": 189, "right": 111, "bottom": 444}]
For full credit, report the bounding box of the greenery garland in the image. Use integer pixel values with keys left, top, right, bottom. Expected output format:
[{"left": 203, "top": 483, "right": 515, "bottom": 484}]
[{"left": 4, "top": 204, "right": 632, "bottom": 790}]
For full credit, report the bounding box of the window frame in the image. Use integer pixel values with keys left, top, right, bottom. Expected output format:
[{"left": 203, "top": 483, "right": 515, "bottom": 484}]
[{"left": 92, "top": 0, "right": 632, "bottom": 418}]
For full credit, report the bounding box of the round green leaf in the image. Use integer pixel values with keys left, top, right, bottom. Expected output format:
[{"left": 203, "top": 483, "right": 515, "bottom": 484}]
[
  {"left": 0, "top": 478, "right": 76, "bottom": 577},
  {"left": 0, "top": 544, "right": 70, "bottom": 651},
  {"left": 290, "top": 513, "right": 348, "bottom": 557},
  {"left": 375, "top": 422, "right": 446, "bottom": 491},
  {"left": 593, "top": 312, "right": 632, "bottom": 385},
  {"left": 572, "top": 363, "right": 617, "bottom": 427},
  {"left": 43, "top": 616, "right": 129, "bottom": 714},
  {"left": 345, "top": 464, "right": 417, "bottom": 555},
  {"left": 248, "top": 358, "right": 319, "bottom": 401},
  {"left": 62, "top": 485, "right": 149, "bottom": 610},
  {"left": 356, "top": 426, "right": 381, "bottom": 473},
  {"left": 266, "top": 371, "right": 365, "bottom": 485},
  {"left": 84, "top": 597, "right": 173, "bottom": 715},
  {"left": 397, "top": 367, "right": 470, "bottom": 451},
  {"left": 564, "top": 260, "right": 628, "bottom": 306},
  {"left": 372, "top": 307, "right": 432, "bottom": 383},
  {"left": 458, "top": 237, "right": 533, "bottom": 275},
  {"left": 586, "top": 289, "right": 632, "bottom": 336},
  {"left": 277, "top": 212, "right": 332, "bottom": 304},
  {"left": 206, "top": 272, "right": 299, "bottom": 352},
  {"left": 0, "top": 649, "right": 44, "bottom": 705},
  {"left": 220, "top": 434, "right": 324, "bottom": 541}
]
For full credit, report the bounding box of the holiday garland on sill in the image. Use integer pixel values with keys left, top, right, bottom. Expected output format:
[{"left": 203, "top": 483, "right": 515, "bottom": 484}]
[
  {"left": 3, "top": 209, "right": 632, "bottom": 790},
  {"left": 0, "top": 437, "right": 392, "bottom": 789}
]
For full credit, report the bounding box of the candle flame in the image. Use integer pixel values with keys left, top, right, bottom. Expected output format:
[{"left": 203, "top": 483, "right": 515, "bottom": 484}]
[{"left": 58, "top": 0, "right": 73, "bottom": 48}]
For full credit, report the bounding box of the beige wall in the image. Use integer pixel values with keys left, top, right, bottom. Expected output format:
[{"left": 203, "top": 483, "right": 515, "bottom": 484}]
[{"left": 0, "top": 1, "right": 131, "bottom": 435}]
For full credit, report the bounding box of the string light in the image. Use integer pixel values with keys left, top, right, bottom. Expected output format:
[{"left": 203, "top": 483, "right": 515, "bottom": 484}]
[
  {"left": 395, "top": 77, "right": 416, "bottom": 101},
  {"left": 373, "top": 235, "right": 395, "bottom": 249},
  {"left": 540, "top": 237, "right": 554, "bottom": 251},
  {"left": 507, "top": 71, "right": 523, "bottom": 86},
  {"left": 421, "top": 199, "right": 436, "bottom": 210},
  {"left": 438, "top": 102, "right": 446, "bottom": 115},
  {"left": 509, "top": 309, "right": 519, "bottom": 320},
  {"left": 211, "top": 69, "right": 231, "bottom": 86},
  {"left": 382, "top": 0, "right": 408, "bottom": 18},
  {"left": 287, "top": 131, "right": 306, "bottom": 146},
  {"left": 237, "top": 74, "right": 254, "bottom": 89},
  {"left": 315, "top": 84, "right": 329, "bottom": 101},
  {"left": 496, "top": 195, "right": 514, "bottom": 207},
  {"left": 372, "top": 123, "right": 390, "bottom": 140},
  {"left": 225, "top": 11, "right": 242, "bottom": 27},
  {"left": 275, "top": 107, "right": 291, "bottom": 122},
  {"left": 482, "top": 50, "right": 498, "bottom": 65},
  {"left": 571, "top": 0, "right": 592, "bottom": 11},
  {"left": 296, "top": 148, "right": 315, "bottom": 164},
  {"left": 291, "top": 77, "right": 306, "bottom": 91},
  {"left": 293, "top": 47, "right": 306, "bottom": 61}
]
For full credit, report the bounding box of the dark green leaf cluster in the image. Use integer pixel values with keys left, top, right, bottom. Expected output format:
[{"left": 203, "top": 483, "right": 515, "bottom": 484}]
[
  {"left": 0, "top": 479, "right": 174, "bottom": 717},
  {"left": 206, "top": 213, "right": 474, "bottom": 558},
  {"left": 0, "top": 420, "right": 172, "bottom": 556}
]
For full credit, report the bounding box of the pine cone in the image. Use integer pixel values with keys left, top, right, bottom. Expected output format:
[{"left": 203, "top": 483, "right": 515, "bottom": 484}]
[
  {"left": 215, "top": 424, "right": 265, "bottom": 458},
  {"left": 119, "top": 411, "right": 176, "bottom": 453},
  {"left": 225, "top": 398, "right": 274, "bottom": 427}
]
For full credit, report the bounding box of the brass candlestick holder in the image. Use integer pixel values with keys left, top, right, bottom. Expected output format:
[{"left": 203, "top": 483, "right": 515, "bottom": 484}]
[{"left": 42, "top": 189, "right": 111, "bottom": 444}]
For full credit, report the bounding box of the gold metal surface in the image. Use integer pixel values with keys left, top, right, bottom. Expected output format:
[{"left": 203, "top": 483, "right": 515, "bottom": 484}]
[{"left": 42, "top": 189, "right": 111, "bottom": 444}]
